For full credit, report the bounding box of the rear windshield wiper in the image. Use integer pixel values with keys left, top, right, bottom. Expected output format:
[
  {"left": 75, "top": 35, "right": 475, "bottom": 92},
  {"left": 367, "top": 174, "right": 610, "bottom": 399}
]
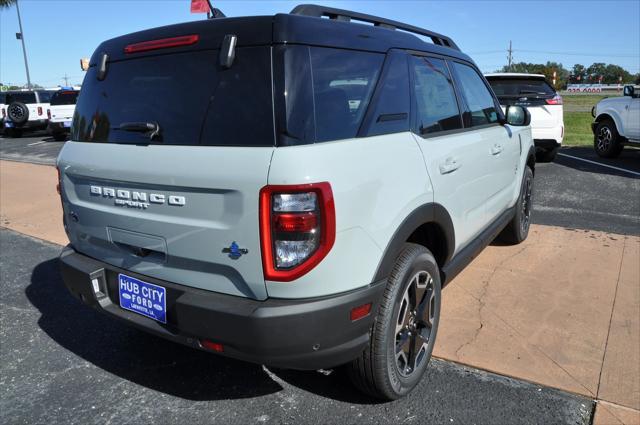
[{"left": 118, "top": 121, "right": 161, "bottom": 141}]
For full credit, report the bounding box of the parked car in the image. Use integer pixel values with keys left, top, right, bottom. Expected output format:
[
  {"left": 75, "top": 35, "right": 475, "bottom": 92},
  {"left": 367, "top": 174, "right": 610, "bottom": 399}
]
[
  {"left": 57, "top": 4, "right": 535, "bottom": 400},
  {"left": 3, "top": 90, "right": 54, "bottom": 137},
  {"left": 485, "top": 73, "right": 563, "bottom": 162},
  {"left": 47, "top": 89, "right": 80, "bottom": 141},
  {"left": 591, "top": 85, "right": 640, "bottom": 157}
]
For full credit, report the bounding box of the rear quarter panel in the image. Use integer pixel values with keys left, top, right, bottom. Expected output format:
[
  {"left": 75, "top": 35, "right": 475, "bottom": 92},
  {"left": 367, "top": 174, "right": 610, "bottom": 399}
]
[{"left": 266, "top": 133, "right": 432, "bottom": 299}]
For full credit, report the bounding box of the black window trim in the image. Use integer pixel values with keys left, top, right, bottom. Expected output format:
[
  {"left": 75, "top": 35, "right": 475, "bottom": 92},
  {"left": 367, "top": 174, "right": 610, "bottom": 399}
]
[{"left": 357, "top": 48, "right": 411, "bottom": 138}]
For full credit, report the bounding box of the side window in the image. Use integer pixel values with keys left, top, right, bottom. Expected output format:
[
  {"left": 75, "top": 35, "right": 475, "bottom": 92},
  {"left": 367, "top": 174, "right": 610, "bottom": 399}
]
[
  {"left": 310, "top": 47, "right": 384, "bottom": 142},
  {"left": 450, "top": 62, "right": 500, "bottom": 127},
  {"left": 275, "top": 46, "right": 384, "bottom": 145},
  {"left": 361, "top": 52, "right": 411, "bottom": 137},
  {"left": 410, "top": 56, "right": 462, "bottom": 136}
]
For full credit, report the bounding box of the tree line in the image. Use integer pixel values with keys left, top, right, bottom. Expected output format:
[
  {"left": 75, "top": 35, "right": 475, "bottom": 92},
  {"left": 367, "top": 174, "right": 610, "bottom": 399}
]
[{"left": 498, "top": 62, "right": 640, "bottom": 90}]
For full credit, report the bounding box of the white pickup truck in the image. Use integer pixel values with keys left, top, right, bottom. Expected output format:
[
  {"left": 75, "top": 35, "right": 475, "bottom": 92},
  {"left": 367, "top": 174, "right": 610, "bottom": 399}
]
[{"left": 592, "top": 85, "right": 640, "bottom": 158}]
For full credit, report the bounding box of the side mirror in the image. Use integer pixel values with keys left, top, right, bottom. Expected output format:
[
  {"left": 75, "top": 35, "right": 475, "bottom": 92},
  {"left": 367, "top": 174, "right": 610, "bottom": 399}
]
[
  {"left": 505, "top": 105, "right": 531, "bottom": 126},
  {"left": 80, "top": 58, "right": 90, "bottom": 71},
  {"left": 623, "top": 85, "right": 634, "bottom": 97}
]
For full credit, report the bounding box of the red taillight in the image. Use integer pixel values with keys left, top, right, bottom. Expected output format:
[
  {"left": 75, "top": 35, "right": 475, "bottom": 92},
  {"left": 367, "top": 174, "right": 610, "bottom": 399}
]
[
  {"left": 38, "top": 106, "right": 43, "bottom": 116},
  {"left": 259, "top": 182, "right": 336, "bottom": 282},
  {"left": 199, "top": 339, "right": 224, "bottom": 353},
  {"left": 124, "top": 34, "right": 199, "bottom": 54},
  {"left": 546, "top": 95, "right": 563, "bottom": 105},
  {"left": 1, "top": 108, "right": 5, "bottom": 118},
  {"left": 47, "top": 109, "right": 51, "bottom": 120},
  {"left": 350, "top": 303, "right": 372, "bottom": 321}
]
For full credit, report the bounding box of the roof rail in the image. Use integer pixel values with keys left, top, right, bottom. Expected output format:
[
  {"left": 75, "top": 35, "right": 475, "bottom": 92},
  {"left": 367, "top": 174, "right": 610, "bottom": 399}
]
[{"left": 290, "top": 4, "right": 460, "bottom": 51}]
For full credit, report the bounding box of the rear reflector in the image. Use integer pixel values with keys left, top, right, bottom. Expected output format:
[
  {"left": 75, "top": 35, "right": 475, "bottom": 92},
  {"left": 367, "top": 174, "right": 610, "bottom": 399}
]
[
  {"left": 124, "top": 34, "right": 199, "bottom": 54},
  {"left": 37, "top": 106, "right": 43, "bottom": 116},
  {"left": 350, "top": 303, "right": 372, "bottom": 321},
  {"left": 199, "top": 339, "right": 224, "bottom": 352}
]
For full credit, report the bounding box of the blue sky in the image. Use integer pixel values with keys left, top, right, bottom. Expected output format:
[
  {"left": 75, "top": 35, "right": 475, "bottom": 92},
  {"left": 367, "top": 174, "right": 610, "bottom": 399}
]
[{"left": 1, "top": 0, "right": 639, "bottom": 87}]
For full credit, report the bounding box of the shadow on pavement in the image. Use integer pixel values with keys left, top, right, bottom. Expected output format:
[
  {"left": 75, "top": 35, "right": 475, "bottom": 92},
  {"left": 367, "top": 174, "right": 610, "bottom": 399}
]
[{"left": 27, "top": 257, "right": 379, "bottom": 404}]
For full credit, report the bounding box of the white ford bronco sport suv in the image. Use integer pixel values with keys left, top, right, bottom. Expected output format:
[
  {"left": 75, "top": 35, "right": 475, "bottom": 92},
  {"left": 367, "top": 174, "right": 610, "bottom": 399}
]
[
  {"left": 591, "top": 84, "right": 640, "bottom": 158},
  {"left": 2, "top": 90, "right": 53, "bottom": 137},
  {"left": 57, "top": 5, "right": 535, "bottom": 400}
]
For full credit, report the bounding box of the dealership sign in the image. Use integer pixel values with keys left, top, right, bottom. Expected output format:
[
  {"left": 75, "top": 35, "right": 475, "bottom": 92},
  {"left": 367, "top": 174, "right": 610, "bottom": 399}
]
[{"left": 567, "top": 84, "right": 603, "bottom": 93}]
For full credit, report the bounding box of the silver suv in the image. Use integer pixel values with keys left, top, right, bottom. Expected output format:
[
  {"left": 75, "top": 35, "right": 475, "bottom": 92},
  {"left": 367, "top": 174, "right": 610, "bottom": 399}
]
[{"left": 57, "top": 5, "right": 535, "bottom": 399}]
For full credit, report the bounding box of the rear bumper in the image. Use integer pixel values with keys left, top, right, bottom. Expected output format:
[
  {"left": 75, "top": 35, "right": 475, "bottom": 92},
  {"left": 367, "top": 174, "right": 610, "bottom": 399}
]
[
  {"left": 532, "top": 125, "right": 563, "bottom": 148},
  {"left": 59, "top": 246, "right": 386, "bottom": 370},
  {"left": 4, "top": 119, "right": 48, "bottom": 130}
]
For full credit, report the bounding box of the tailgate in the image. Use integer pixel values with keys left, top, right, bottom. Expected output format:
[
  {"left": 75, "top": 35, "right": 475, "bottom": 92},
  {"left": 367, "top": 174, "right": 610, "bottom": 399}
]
[
  {"left": 59, "top": 142, "right": 273, "bottom": 300},
  {"left": 58, "top": 26, "right": 276, "bottom": 300}
]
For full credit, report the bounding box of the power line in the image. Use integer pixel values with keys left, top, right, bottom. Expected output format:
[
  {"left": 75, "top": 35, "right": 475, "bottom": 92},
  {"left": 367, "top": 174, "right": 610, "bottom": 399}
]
[{"left": 469, "top": 49, "right": 639, "bottom": 59}]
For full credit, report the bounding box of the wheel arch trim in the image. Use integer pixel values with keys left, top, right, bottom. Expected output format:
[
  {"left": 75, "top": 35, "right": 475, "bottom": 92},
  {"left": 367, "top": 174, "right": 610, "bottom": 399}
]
[{"left": 372, "top": 203, "right": 454, "bottom": 282}]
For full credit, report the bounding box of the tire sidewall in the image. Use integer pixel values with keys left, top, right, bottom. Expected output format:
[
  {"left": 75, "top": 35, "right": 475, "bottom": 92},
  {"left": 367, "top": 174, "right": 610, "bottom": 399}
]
[
  {"left": 594, "top": 120, "right": 619, "bottom": 156},
  {"left": 512, "top": 167, "right": 534, "bottom": 241},
  {"left": 384, "top": 249, "right": 441, "bottom": 397},
  {"left": 7, "top": 102, "right": 29, "bottom": 125}
]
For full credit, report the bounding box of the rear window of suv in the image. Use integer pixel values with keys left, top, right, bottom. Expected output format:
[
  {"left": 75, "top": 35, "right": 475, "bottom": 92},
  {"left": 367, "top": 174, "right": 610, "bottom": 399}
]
[
  {"left": 487, "top": 78, "right": 555, "bottom": 97},
  {"left": 72, "top": 47, "right": 274, "bottom": 146},
  {"left": 50, "top": 90, "right": 79, "bottom": 105},
  {"left": 5, "top": 92, "right": 37, "bottom": 104}
]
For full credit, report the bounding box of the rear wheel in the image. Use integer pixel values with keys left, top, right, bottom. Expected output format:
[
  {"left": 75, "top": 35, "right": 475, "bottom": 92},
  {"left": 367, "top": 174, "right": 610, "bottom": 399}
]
[
  {"left": 500, "top": 166, "right": 533, "bottom": 244},
  {"left": 594, "top": 119, "right": 623, "bottom": 158},
  {"left": 348, "top": 243, "right": 441, "bottom": 400}
]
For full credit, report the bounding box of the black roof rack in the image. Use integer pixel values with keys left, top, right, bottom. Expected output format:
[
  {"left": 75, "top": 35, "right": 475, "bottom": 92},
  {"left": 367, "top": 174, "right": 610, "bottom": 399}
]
[{"left": 290, "top": 4, "right": 460, "bottom": 51}]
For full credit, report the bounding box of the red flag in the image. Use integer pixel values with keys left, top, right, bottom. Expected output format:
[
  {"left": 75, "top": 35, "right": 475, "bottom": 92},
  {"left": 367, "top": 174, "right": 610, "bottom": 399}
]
[{"left": 191, "top": 0, "right": 210, "bottom": 14}]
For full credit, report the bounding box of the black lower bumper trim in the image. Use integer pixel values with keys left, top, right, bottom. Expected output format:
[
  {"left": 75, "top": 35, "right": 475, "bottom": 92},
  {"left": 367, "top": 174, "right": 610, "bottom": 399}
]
[
  {"left": 534, "top": 139, "right": 561, "bottom": 150},
  {"left": 59, "top": 246, "right": 386, "bottom": 370}
]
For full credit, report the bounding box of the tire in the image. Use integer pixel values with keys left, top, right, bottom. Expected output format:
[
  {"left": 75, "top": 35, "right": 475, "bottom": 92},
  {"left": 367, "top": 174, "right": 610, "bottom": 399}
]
[
  {"left": 594, "top": 119, "right": 623, "bottom": 158},
  {"left": 536, "top": 147, "right": 558, "bottom": 163},
  {"left": 7, "top": 102, "right": 29, "bottom": 125},
  {"left": 53, "top": 132, "right": 67, "bottom": 141},
  {"left": 499, "top": 166, "right": 533, "bottom": 244},
  {"left": 348, "top": 243, "right": 441, "bottom": 400}
]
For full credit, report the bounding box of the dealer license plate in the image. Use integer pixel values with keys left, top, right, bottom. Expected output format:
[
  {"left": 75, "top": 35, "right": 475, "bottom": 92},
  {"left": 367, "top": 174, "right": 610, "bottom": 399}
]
[{"left": 118, "top": 274, "right": 167, "bottom": 323}]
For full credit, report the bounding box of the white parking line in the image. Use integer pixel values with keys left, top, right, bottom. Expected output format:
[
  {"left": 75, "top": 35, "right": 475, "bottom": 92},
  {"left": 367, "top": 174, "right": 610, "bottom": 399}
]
[
  {"left": 26, "top": 140, "right": 47, "bottom": 147},
  {"left": 557, "top": 153, "right": 640, "bottom": 177}
]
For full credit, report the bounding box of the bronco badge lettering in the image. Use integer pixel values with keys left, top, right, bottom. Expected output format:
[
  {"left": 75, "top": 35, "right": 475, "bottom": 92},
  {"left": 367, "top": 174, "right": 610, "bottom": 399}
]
[{"left": 90, "top": 185, "right": 186, "bottom": 209}]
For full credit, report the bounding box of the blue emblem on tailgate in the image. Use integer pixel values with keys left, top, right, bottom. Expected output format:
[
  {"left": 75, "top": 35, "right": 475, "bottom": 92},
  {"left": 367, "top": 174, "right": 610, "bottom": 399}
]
[{"left": 118, "top": 274, "right": 167, "bottom": 323}]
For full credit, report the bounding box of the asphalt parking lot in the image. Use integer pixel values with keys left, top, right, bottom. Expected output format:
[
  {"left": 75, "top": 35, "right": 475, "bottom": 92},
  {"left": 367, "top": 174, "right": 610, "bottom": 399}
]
[{"left": 0, "top": 134, "right": 638, "bottom": 424}]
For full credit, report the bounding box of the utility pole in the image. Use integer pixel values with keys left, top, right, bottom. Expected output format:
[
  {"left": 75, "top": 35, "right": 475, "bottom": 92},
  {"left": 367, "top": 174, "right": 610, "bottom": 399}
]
[
  {"left": 15, "top": 0, "right": 32, "bottom": 89},
  {"left": 507, "top": 40, "right": 513, "bottom": 72},
  {"left": 63, "top": 73, "right": 69, "bottom": 86}
]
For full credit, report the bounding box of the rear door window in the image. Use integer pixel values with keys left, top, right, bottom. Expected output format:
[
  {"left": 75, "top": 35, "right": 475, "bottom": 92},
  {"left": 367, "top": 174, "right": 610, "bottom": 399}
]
[
  {"left": 410, "top": 56, "right": 463, "bottom": 136},
  {"left": 72, "top": 47, "right": 274, "bottom": 146},
  {"left": 450, "top": 62, "right": 500, "bottom": 127},
  {"left": 275, "top": 46, "right": 384, "bottom": 145}
]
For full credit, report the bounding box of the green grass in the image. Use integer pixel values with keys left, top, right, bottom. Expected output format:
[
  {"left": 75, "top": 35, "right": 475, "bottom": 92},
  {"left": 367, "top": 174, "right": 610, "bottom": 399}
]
[
  {"left": 563, "top": 111, "right": 594, "bottom": 146},
  {"left": 561, "top": 94, "right": 610, "bottom": 146}
]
